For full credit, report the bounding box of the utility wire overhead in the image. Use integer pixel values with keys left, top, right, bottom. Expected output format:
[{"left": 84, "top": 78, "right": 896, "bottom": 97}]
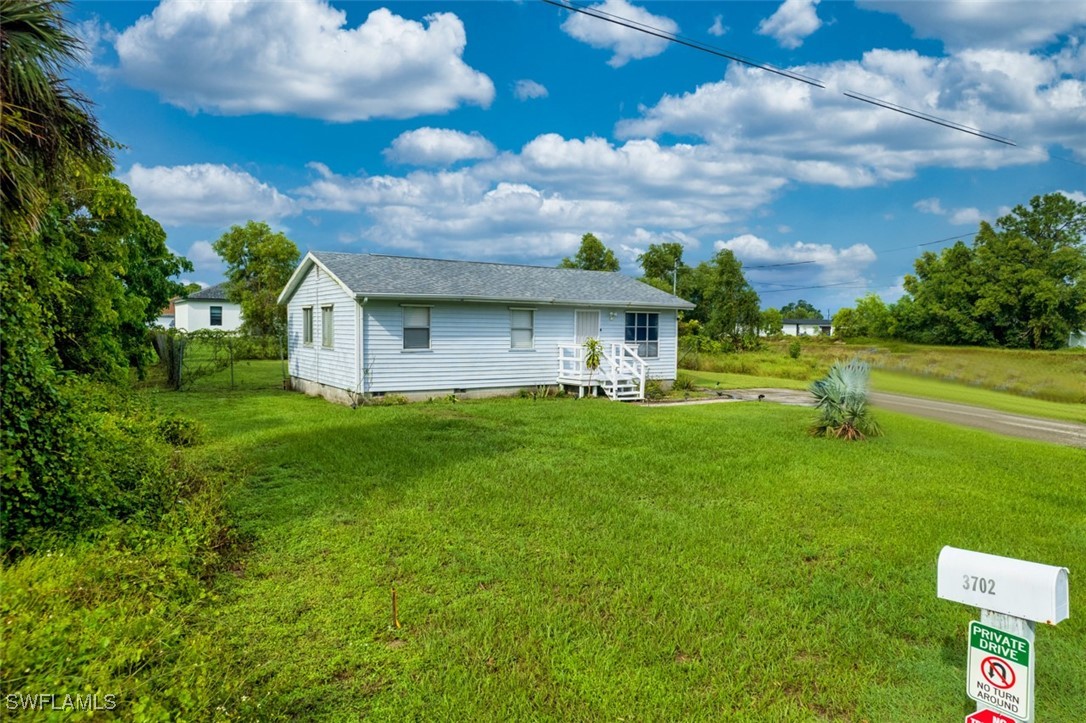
[
  {"left": 541, "top": 0, "right": 825, "bottom": 88},
  {"left": 744, "top": 260, "right": 817, "bottom": 269},
  {"left": 544, "top": 0, "right": 1017, "bottom": 147}
]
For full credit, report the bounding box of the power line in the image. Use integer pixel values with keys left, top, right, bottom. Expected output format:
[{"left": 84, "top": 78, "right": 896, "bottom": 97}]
[
  {"left": 879, "top": 232, "right": 975, "bottom": 255},
  {"left": 842, "top": 92, "right": 1016, "bottom": 146},
  {"left": 541, "top": 0, "right": 825, "bottom": 88},
  {"left": 744, "top": 260, "right": 816, "bottom": 269},
  {"left": 544, "top": 0, "right": 1017, "bottom": 148}
]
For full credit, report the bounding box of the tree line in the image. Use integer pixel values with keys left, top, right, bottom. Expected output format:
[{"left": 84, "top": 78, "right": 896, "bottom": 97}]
[
  {"left": 562, "top": 191, "right": 1086, "bottom": 352},
  {"left": 834, "top": 194, "right": 1086, "bottom": 350}
]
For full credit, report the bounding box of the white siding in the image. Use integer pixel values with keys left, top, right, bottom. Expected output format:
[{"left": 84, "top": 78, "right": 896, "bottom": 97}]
[
  {"left": 286, "top": 265, "right": 358, "bottom": 392},
  {"left": 362, "top": 301, "right": 679, "bottom": 393},
  {"left": 174, "top": 300, "right": 242, "bottom": 331}
]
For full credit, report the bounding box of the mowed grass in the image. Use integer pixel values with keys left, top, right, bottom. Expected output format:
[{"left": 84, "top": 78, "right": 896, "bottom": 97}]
[
  {"left": 681, "top": 341, "right": 1086, "bottom": 422},
  {"left": 152, "top": 387, "right": 1086, "bottom": 721}
]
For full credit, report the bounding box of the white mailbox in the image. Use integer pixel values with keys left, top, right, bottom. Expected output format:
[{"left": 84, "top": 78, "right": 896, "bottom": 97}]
[{"left": 937, "top": 546, "right": 1069, "bottom": 624}]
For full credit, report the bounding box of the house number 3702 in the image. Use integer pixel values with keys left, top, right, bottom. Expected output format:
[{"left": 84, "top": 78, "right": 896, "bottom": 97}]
[{"left": 963, "top": 575, "right": 996, "bottom": 594}]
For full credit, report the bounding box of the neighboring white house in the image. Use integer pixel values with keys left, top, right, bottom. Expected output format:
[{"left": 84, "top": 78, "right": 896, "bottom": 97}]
[
  {"left": 173, "top": 282, "right": 243, "bottom": 332},
  {"left": 156, "top": 298, "right": 176, "bottom": 328},
  {"left": 780, "top": 318, "right": 833, "bottom": 336},
  {"left": 277, "top": 252, "right": 696, "bottom": 404},
  {"left": 1070, "top": 331, "right": 1086, "bottom": 348}
]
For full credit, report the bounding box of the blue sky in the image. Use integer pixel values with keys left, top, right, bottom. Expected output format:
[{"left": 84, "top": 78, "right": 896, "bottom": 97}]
[{"left": 70, "top": 0, "right": 1085, "bottom": 315}]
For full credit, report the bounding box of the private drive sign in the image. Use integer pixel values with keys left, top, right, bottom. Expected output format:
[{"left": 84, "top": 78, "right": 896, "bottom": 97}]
[{"left": 968, "top": 621, "right": 1031, "bottom": 719}]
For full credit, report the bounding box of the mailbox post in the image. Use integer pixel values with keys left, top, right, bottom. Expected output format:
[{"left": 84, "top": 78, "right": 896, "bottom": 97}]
[{"left": 937, "top": 546, "right": 1070, "bottom": 722}]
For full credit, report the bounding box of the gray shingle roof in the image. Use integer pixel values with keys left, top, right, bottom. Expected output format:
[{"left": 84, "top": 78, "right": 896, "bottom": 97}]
[
  {"left": 306, "top": 252, "right": 695, "bottom": 309},
  {"left": 186, "top": 282, "right": 231, "bottom": 300}
]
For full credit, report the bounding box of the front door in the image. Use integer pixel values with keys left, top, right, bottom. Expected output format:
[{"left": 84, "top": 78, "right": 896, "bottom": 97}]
[{"left": 575, "top": 310, "right": 600, "bottom": 344}]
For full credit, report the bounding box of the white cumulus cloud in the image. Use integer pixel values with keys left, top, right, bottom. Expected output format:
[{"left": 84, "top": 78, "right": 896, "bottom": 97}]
[
  {"left": 914, "top": 197, "right": 946, "bottom": 215},
  {"left": 858, "top": 0, "right": 1086, "bottom": 51},
  {"left": 708, "top": 15, "right": 727, "bottom": 37},
  {"left": 113, "top": 0, "right": 494, "bottom": 121},
  {"left": 616, "top": 46, "right": 1086, "bottom": 181},
  {"left": 715, "top": 233, "right": 877, "bottom": 291},
  {"left": 561, "top": 0, "right": 679, "bottom": 68},
  {"left": 757, "top": 0, "right": 822, "bottom": 50},
  {"left": 186, "top": 241, "right": 222, "bottom": 270},
  {"left": 122, "top": 163, "right": 296, "bottom": 227},
  {"left": 513, "top": 79, "right": 549, "bottom": 100},
  {"left": 948, "top": 207, "right": 983, "bottom": 226},
  {"left": 385, "top": 128, "right": 497, "bottom": 166}
]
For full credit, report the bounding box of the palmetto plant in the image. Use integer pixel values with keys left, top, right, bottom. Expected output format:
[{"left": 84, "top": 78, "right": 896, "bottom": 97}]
[{"left": 809, "top": 358, "right": 882, "bottom": 440}]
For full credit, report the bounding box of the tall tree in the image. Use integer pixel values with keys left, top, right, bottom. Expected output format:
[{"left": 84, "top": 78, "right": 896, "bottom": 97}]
[
  {"left": 638, "top": 241, "right": 686, "bottom": 287},
  {"left": 559, "top": 232, "right": 620, "bottom": 271},
  {"left": 212, "top": 221, "right": 300, "bottom": 336},
  {"left": 0, "top": 0, "right": 111, "bottom": 233},
  {"left": 900, "top": 241, "right": 990, "bottom": 345},
  {"left": 696, "top": 249, "right": 761, "bottom": 340},
  {"left": 972, "top": 194, "right": 1086, "bottom": 349},
  {"left": 833, "top": 293, "right": 892, "bottom": 339},
  {"left": 899, "top": 193, "right": 1086, "bottom": 349},
  {"left": 45, "top": 173, "right": 191, "bottom": 378},
  {"left": 780, "top": 299, "right": 822, "bottom": 319}
]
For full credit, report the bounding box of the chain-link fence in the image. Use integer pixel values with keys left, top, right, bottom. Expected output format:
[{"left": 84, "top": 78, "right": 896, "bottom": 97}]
[{"left": 151, "top": 329, "right": 289, "bottom": 391}]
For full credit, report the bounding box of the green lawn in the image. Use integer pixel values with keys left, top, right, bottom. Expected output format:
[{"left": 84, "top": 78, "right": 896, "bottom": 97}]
[{"left": 149, "top": 387, "right": 1086, "bottom": 720}]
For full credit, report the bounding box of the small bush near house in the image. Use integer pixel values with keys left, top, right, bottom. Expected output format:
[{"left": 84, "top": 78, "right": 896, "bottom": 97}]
[
  {"left": 672, "top": 374, "right": 697, "bottom": 392},
  {"left": 788, "top": 339, "right": 802, "bottom": 359},
  {"left": 644, "top": 378, "right": 667, "bottom": 400},
  {"left": 809, "top": 358, "right": 882, "bottom": 440}
]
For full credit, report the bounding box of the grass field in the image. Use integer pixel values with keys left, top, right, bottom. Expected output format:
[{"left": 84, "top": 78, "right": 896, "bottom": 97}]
[
  {"left": 145, "top": 385, "right": 1086, "bottom": 720},
  {"left": 681, "top": 340, "right": 1086, "bottom": 421}
]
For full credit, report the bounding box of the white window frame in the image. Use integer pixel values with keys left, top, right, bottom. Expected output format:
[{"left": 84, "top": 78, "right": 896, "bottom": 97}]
[
  {"left": 510, "top": 308, "right": 535, "bottom": 350},
  {"left": 302, "top": 306, "right": 313, "bottom": 345},
  {"left": 321, "top": 305, "right": 334, "bottom": 348},
  {"left": 402, "top": 305, "right": 431, "bottom": 351},
  {"left": 625, "top": 311, "right": 659, "bottom": 358}
]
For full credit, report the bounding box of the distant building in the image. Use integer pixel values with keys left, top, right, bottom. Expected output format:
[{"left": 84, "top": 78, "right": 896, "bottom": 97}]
[
  {"left": 173, "top": 283, "right": 243, "bottom": 331},
  {"left": 780, "top": 318, "right": 833, "bottom": 336},
  {"left": 156, "top": 298, "right": 176, "bottom": 328},
  {"left": 1070, "top": 331, "right": 1086, "bottom": 348}
]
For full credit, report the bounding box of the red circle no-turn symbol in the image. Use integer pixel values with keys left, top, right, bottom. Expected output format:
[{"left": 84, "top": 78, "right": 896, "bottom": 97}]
[{"left": 980, "top": 656, "right": 1016, "bottom": 689}]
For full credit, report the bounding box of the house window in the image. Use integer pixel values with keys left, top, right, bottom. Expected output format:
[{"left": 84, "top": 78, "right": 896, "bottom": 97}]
[
  {"left": 210, "top": 306, "right": 223, "bottom": 326},
  {"left": 302, "top": 307, "right": 313, "bottom": 344},
  {"left": 510, "top": 308, "right": 534, "bottom": 349},
  {"left": 625, "top": 312, "right": 659, "bottom": 357},
  {"left": 403, "top": 306, "right": 430, "bottom": 350},
  {"left": 321, "top": 305, "right": 334, "bottom": 348}
]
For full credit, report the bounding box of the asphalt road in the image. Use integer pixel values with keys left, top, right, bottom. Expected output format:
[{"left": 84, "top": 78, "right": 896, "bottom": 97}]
[
  {"left": 653, "top": 388, "right": 1086, "bottom": 449},
  {"left": 868, "top": 392, "right": 1086, "bottom": 450}
]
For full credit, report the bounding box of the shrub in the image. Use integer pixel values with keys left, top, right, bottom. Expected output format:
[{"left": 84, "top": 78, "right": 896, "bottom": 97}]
[
  {"left": 673, "top": 374, "right": 696, "bottom": 392},
  {"left": 809, "top": 358, "right": 882, "bottom": 440},
  {"left": 157, "top": 415, "right": 204, "bottom": 447},
  {"left": 788, "top": 339, "right": 802, "bottom": 359},
  {"left": 644, "top": 378, "right": 667, "bottom": 400}
]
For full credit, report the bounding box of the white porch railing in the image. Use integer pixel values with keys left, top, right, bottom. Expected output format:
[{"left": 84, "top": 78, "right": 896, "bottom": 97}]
[{"left": 556, "top": 342, "right": 647, "bottom": 401}]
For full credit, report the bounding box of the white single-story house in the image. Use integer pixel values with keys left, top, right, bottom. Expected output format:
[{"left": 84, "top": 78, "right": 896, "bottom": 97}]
[
  {"left": 1070, "top": 331, "right": 1086, "bottom": 348},
  {"left": 781, "top": 318, "right": 833, "bottom": 336},
  {"left": 277, "top": 252, "right": 696, "bottom": 404},
  {"left": 173, "top": 282, "right": 243, "bottom": 332}
]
